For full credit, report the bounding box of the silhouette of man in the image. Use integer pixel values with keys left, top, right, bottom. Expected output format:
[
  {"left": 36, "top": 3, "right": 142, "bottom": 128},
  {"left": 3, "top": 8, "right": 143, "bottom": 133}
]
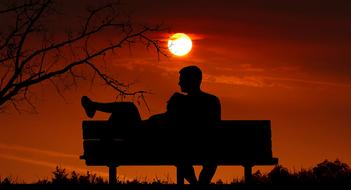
[
  {"left": 81, "top": 65, "right": 221, "bottom": 184},
  {"left": 147, "top": 66, "right": 221, "bottom": 184}
]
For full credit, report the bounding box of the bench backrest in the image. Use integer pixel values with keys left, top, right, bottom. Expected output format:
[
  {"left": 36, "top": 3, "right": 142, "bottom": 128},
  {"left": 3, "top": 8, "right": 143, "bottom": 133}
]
[{"left": 81, "top": 120, "right": 274, "bottom": 166}]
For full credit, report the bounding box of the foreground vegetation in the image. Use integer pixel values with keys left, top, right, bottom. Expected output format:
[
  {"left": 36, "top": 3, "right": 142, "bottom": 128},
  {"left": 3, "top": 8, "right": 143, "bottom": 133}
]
[{"left": 1, "top": 159, "right": 351, "bottom": 187}]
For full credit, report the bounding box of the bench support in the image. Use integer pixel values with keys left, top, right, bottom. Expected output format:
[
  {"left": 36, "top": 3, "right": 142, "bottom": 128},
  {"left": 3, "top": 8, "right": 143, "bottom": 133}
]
[
  {"left": 176, "top": 166, "right": 184, "bottom": 185},
  {"left": 244, "top": 164, "right": 252, "bottom": 184},
  {"left": 109, "top": 165, "right": 117, "bottom": 184}
]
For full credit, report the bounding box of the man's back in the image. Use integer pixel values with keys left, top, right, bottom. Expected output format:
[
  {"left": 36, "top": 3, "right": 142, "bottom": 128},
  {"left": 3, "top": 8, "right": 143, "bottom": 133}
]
[{"left": 167, "top": 91, "right": 221, "bottom": 129}]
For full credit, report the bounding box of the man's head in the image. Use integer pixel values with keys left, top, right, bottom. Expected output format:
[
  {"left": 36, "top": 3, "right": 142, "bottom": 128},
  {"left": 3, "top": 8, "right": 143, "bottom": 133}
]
[{"left": 178, "top": 65, "right": 202, "bottom": 94}]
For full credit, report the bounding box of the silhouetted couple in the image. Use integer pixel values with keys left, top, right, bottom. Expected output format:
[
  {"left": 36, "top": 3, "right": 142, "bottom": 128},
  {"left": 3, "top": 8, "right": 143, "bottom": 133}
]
[{"left": 81, "top": 66, "right": 221, "bottom": 184}]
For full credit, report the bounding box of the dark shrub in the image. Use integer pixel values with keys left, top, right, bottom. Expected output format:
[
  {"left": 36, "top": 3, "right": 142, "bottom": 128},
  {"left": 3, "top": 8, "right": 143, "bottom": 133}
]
[
  {"left": 313, "top": 159, "right": 351, "bottom": 184},
  {"left": 268, "top": 165, "right": 291, "bottom": 184}
]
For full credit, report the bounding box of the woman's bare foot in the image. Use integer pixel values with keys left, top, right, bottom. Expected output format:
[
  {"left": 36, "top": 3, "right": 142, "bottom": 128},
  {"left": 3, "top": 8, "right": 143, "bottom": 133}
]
[{"left": 81, "top": 96, "right": 96, "bottom": 118}]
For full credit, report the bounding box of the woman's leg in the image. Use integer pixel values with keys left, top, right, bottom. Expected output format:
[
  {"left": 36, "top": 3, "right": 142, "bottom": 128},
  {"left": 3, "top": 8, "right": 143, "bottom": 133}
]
[
  {"left": 81, "top": 96, "right": 123, "bottom": 117},
  {"left": 92, "top": 101, "right": 122, "bottom": 113}
]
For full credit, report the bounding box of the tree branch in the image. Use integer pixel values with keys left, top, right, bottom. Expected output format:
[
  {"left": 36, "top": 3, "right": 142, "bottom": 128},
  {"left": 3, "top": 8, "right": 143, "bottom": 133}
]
[
  {"left": 0, "top": 2, "right": 35, "bottom": 14},
  {"left": 0, "top": 0, "right": 51, "bottom": 100},
  {"left": 0, "top": 0, "right": 166, "bottom": 111}
]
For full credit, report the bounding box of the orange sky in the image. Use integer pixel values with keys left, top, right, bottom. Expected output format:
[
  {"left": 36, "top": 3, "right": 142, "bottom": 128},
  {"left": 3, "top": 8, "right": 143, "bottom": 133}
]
[{"left": 1, "top": 0, "right": 351, "bottom": 183}]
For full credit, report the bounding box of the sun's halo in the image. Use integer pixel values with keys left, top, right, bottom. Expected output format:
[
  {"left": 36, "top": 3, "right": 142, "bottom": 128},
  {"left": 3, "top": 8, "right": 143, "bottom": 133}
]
[{"left": 168, "top": 33, "right": 192, "bottom": 56}]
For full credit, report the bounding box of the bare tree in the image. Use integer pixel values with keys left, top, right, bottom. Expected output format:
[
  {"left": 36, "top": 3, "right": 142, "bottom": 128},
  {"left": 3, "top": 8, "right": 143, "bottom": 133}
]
[{"left": 0, "top": 0, "right": 166, "bottom": 112}]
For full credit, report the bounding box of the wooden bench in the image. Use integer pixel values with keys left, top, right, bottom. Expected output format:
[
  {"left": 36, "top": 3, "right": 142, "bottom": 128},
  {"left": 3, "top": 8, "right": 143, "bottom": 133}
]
[{"left": 80, "top": 120, "right": 278, "bottom": 184}]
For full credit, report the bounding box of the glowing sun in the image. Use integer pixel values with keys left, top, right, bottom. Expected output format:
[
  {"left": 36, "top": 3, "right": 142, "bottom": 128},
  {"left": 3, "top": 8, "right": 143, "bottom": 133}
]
[{"left": 168, "top": 33, "right": 192, "bottom": 56}]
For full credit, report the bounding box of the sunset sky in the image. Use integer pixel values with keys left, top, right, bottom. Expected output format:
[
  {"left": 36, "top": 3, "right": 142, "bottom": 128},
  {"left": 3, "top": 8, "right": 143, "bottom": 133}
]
[{"left": 1, "top": 0, "right": 351, "bottom": 183}]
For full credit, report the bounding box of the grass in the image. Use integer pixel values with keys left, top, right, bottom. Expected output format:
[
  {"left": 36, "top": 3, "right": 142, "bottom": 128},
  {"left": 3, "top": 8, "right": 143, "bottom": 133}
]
[{"left": 1, "top": 159, "right": 351, "bottom": 189}]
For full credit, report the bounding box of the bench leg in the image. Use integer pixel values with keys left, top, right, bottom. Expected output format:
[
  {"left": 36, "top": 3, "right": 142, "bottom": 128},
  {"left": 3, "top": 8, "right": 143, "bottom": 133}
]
[
  {"left": 244, "top": 165, "right": 252, "bottom": 184},
  {"left": 176, "top": 166, "right": 184, "bottom": 185},
  {"left": 109, "top": 166, "right": 117, "bottom": 184}
]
